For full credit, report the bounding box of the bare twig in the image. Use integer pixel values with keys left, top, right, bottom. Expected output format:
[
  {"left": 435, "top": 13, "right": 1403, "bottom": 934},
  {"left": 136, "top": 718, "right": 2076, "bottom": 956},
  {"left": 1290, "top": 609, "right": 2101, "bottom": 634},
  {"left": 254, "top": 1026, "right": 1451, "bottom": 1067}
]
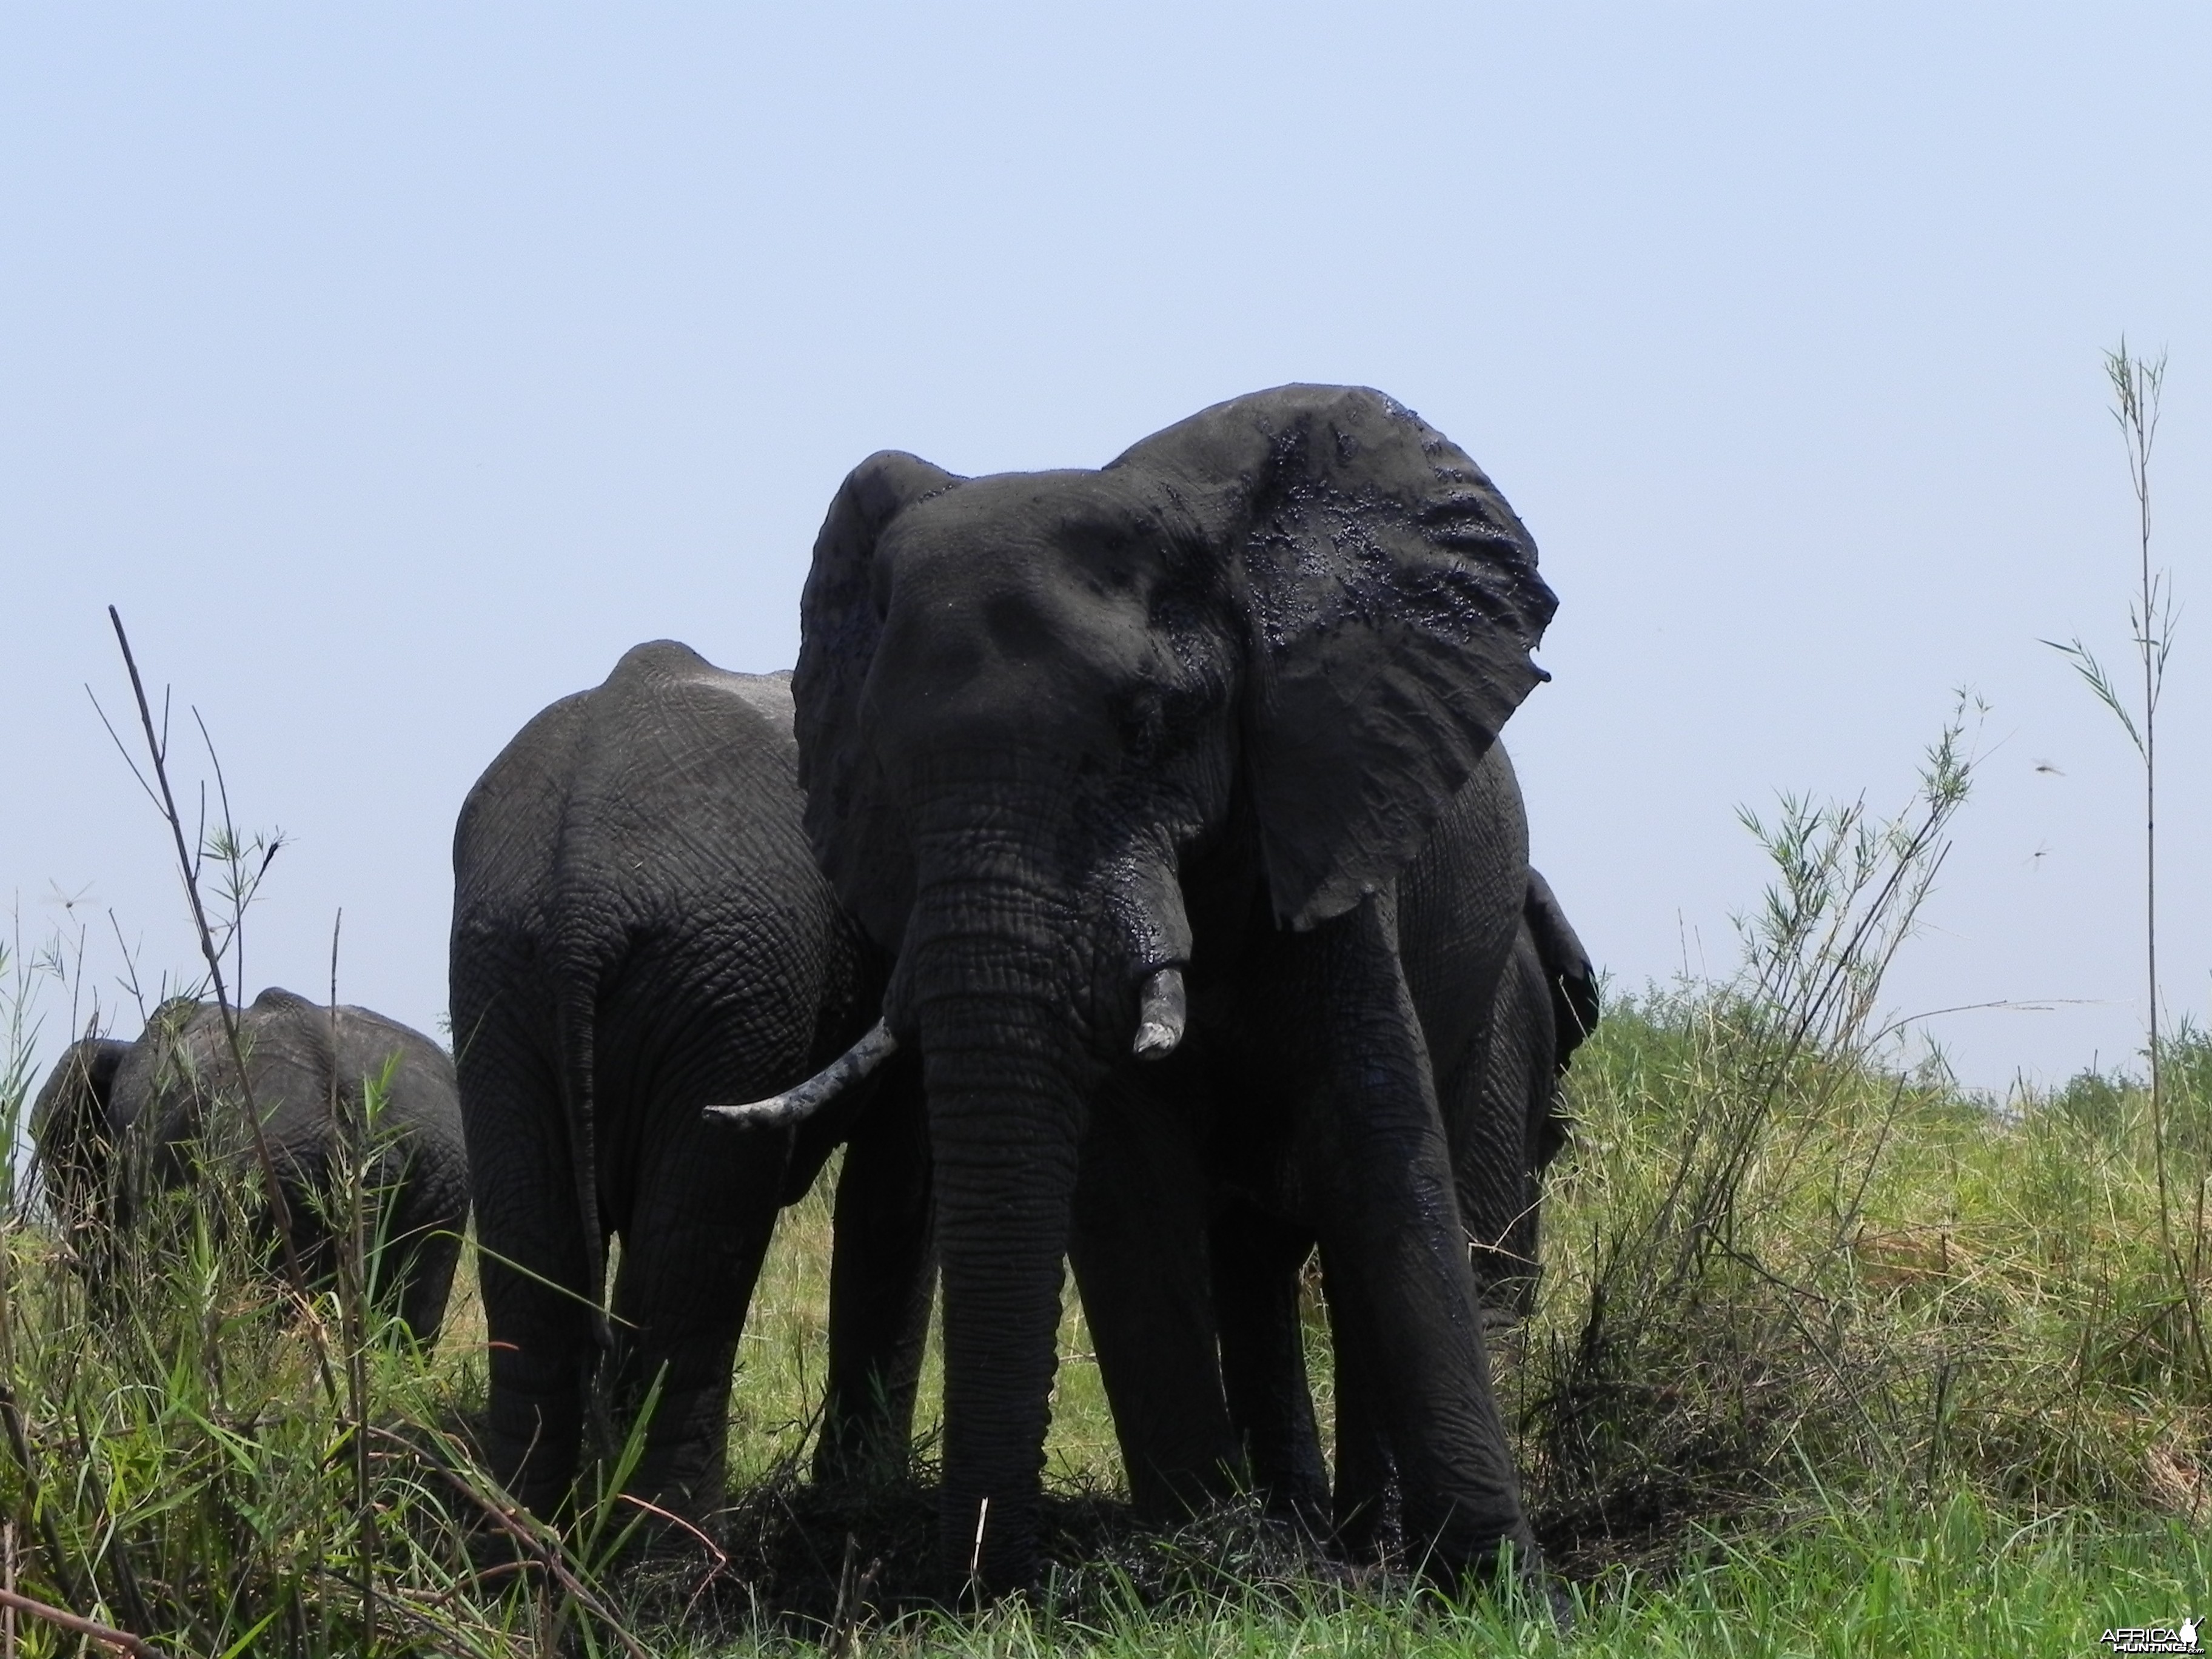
[
  {"left": 323, "top": 908, "right": 379, "bottom": 1653},
  {"left": 0, "top": 1584, "right": 168, "bottom": 1659},
  {"left": 102, "top": 608, "right": 338, "bottom": 1403}
]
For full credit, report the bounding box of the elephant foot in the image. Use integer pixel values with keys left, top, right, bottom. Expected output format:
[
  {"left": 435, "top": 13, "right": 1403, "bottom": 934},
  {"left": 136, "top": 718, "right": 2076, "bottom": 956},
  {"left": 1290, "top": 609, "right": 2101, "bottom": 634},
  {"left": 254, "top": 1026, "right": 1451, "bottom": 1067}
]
[
  {"left": 1415, "top": 1523, "right": 1565, "bottom": 1624},
  {"left": 937, "top": 1489, "right": 1042, "bottom": 1605},
  {"left": 478, "top": 1350, "right": 595, "bottom": 1510}
]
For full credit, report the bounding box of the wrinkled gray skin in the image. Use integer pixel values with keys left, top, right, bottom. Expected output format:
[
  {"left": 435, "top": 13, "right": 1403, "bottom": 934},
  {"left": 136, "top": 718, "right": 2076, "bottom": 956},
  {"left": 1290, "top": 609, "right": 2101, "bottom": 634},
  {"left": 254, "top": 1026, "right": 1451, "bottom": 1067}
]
[
  {"left": 1219, "top": 868, "right": 1599, "bottom": 1550},
  {"left": 31, "top": 988, "right": 468, "bottom": 1342},
  {"left": 449, "top": 642, "right": 933, "bottom": 1530},
  {"left": 1460, "top": 871, "right": 1598, "bottom": 1324},
  {"left": 790, "top": 384, "right": 1560, "bottom": 1592}
]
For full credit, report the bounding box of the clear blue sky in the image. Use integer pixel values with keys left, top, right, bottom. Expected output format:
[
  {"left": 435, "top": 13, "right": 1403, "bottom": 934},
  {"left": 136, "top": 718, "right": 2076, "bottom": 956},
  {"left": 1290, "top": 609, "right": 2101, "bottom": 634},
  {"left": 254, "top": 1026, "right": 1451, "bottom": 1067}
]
[{"left": 4, "top": 4, "right": 2207, "bottom": 1091}]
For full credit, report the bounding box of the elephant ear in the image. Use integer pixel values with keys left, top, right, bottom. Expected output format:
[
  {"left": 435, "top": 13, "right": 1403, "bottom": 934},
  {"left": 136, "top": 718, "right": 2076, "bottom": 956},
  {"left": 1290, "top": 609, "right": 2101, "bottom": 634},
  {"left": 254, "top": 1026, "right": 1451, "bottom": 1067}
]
[
  {"left": 1113, "top": 385, "right": 1557, "bottom": 930},
  {"left": 1524, "top": 869, "right": 1599, "bottom": 1072},
  {"left": 793, "top": 449, "right": 964, "bottom": 940}
]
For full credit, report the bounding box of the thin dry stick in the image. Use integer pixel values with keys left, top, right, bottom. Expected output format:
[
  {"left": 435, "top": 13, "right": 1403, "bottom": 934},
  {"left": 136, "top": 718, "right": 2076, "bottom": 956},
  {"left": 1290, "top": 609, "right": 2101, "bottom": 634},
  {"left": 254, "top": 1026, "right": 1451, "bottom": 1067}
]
[
  {"left": 2045, "top": 348, "right": 2205, "bottom": 1373},
  {"left": 0, "top": 1585, "right": 167, "bottom": 1659},
  {"left": 101, "top": 608, "right": 341, "bottom": 1403},
  {"left": 327, "top": 909, "right": 378, "bottom": 1652},
  {"left": 4, "top": 1520, "right": 15, "bottom": 1659}
]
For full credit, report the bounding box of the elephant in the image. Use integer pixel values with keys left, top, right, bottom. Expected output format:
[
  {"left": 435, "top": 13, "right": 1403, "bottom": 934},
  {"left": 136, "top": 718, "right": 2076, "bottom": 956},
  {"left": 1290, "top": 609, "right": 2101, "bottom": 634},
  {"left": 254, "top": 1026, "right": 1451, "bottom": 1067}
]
[
  {"left": 30, "top": 987, "right": 469, "bottom": 1342},
  {"left": 1222, "top": 866, "right": 1600, "bottom": 1552},
  {"left": 725, "top": 384, "right": 1561, "bottom": 1592},
  {"left": 1456, "top": 869, "right": 1599, "bottom": 1326},
  {"left": 449, "top": 640, "right": 933, "bottom": 1532}
]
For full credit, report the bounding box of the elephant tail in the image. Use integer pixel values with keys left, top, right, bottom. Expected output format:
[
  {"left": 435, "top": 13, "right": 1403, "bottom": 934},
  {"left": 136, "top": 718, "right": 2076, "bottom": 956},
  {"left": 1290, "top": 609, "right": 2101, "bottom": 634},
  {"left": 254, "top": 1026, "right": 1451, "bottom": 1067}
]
[{"left": 554, "top": 981, "right": 615, "bottom": 1387}]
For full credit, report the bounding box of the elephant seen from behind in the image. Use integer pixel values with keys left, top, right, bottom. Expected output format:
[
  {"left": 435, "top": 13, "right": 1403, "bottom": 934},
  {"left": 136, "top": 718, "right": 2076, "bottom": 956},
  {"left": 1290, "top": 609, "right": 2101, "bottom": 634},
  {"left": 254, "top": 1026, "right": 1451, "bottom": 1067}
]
[
  {"left": 450, "top": 641, "right": 933, "bottom": 1533},
  {"left": 32, "top": 987, "right": 469, "bottom": 1343}
]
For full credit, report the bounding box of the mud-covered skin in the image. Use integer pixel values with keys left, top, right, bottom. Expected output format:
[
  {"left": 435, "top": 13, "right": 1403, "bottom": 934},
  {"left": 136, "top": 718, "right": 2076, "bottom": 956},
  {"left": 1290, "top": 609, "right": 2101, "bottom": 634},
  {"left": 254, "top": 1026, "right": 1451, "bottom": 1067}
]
[
  {"left": 32, "top": 987, "right": 469, "bottom": 1342},
  {"left": 793, "top": 384, "right": 1561, "bottom": 1593},
  {"left": 449, "top": 642, "right": 932, "bottom": 1532}
]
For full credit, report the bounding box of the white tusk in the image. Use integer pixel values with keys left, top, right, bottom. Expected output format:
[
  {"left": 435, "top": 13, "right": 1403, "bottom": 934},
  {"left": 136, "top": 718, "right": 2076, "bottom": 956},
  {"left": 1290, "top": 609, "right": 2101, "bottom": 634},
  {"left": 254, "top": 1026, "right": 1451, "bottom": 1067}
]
[
  {"left": 704, "top": 1019, "right": 899, "bottom": 1128},
  {"left": 1131, "top": 966, "right": 1186, "bottom": 1061}
]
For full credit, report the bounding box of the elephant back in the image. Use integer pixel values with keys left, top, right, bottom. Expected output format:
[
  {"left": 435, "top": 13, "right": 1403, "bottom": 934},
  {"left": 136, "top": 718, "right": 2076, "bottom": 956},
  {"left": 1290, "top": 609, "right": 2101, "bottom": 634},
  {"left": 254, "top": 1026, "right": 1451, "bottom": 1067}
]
[{"left": 451, "top": 639, "right": 880, "bottom": 1119}]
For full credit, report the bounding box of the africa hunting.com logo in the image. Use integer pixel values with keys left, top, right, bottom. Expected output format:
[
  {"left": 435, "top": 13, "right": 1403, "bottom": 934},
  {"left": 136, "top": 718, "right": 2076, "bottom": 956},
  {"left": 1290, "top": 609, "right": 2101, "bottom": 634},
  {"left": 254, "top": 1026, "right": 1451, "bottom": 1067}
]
[{"left": 2100, "top": 1617, "right": 2200, "bottom": 1655}]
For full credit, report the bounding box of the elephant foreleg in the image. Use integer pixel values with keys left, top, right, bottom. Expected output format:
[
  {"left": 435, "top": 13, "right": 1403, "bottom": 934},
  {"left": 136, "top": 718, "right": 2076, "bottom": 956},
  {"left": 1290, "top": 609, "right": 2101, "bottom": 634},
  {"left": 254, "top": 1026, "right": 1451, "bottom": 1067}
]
[
  {"left": 816, "top": 1051, "right": 937, "bottom": 1484},
  {"left": 1266, "top": 899, "right": 1540, "bottom": 1587}
]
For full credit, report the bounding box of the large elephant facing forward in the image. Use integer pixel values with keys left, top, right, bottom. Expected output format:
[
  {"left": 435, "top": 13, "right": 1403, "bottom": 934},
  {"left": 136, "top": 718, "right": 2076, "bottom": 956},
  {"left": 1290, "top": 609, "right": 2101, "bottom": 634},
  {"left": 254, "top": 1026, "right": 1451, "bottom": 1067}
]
[
  {"left": 450, "top": 642, "right": 933, "bottom": 1530},
  {"left": 747, "top": 384, "right": 1560, "bottom": 1591},
  {"left": 32, "top": 988, "right": 469, "bottom": 1342}
]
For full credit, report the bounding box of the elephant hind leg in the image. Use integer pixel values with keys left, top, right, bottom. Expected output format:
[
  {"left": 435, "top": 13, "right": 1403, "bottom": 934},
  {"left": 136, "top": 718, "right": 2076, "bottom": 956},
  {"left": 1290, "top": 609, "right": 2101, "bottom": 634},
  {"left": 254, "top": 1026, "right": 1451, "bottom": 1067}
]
[
  {"left": 1068, "top": 1067, "right": 1241, "bottom": 1521},
  {"left": 606, "top": 1096, "right": 785, "bottom": 1533},
  {"left": 1211, "top": 1198, "right": 1329, "bottom": 1531},
  {"left": 1443, "top": 929, "right": 1556, "bottom": 1325},
  {"left": 1322, "top": 1246, "right": 1396, "bottom": 1558},
  {"left": 462, "top": 1013, "right": 598, "bottom": 1520}
]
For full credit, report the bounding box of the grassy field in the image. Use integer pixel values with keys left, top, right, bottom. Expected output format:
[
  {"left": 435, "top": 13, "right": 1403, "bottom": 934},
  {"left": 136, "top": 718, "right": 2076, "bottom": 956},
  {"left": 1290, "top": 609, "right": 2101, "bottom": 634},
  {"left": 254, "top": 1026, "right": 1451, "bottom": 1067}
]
[
  {"left": 0, "top": 717, "right": 2205, "bottom": 1654},
  {"left": 1, "top": 974, "right": 2204, "bottom": 1655}
]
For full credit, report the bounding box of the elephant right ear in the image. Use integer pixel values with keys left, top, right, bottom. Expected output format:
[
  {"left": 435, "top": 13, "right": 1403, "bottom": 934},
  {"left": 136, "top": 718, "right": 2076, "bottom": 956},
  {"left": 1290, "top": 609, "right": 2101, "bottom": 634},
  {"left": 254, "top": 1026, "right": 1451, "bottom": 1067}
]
[
  {"left": 793, "top": 450, "right": 963, "bottom": 940},
  {"left": 1524, "top": 870, "right": 1599, "bottom": 1072}
]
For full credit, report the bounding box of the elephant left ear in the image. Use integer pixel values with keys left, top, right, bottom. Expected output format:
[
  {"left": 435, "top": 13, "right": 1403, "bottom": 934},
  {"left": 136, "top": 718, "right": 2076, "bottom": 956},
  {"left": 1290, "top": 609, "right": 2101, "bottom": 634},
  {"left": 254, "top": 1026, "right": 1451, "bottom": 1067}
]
[{"left": 1113, "top": 385, "right": 1557, "bottom": 930}]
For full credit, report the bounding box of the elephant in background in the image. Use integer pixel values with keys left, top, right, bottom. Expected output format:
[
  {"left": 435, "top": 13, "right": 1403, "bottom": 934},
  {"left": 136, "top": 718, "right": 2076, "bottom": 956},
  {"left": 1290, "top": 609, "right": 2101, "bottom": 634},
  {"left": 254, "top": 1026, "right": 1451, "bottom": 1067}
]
[
  {"left": 742, "top": 384, "right": 1561, "bottom": 1592},
  {"left": 30, "top": 987, "right": 469, "bottom": 1342},
  {"left": 449, "top": 641, "right": 933, "bottom": 1532},
  {"left": 1459, "top": 869, "right": 1598, "bottom": 1324},
  {"left": 1222, "top": 865, "right": 1600, "bottom": 1549}
]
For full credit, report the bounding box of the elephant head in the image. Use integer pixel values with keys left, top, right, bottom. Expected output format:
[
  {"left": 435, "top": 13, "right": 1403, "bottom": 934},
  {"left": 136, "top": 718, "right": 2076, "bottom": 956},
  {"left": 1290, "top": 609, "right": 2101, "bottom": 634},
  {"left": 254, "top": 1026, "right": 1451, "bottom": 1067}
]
[
  {"left": 30, "top": 1036, "right": 132, "bottom": 1231},
  {"left": 788, "top": 384, "right": 1555, "bottom": 1586},
  {"left": 33, "top": 997, "right": 240, "bottom": 1232}
]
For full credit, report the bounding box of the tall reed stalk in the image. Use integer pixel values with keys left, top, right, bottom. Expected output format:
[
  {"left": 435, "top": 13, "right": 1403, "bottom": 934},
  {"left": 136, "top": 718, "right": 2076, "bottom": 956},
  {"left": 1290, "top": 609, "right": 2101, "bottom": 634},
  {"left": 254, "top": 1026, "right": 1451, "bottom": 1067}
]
[{"left": 2043, "top": 344, "right": 2208, "bottom": 1379}]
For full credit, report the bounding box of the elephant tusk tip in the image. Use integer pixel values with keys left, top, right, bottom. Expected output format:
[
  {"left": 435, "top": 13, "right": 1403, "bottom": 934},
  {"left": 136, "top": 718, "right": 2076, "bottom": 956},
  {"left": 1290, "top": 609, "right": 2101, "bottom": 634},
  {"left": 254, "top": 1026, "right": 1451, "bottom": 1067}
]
[
  {"left": 1131, "top": 1022, "right": 1181, "bottom": 1061},
  {"left": 702, "top": 1017, "right": 899, "bottom": 1128},
  {"left": 702, "top": 1100, "right": 779, "bottom": 1125},
  {"left": 1131, "top": 964, "right": 1187, "bottom": 1060}
]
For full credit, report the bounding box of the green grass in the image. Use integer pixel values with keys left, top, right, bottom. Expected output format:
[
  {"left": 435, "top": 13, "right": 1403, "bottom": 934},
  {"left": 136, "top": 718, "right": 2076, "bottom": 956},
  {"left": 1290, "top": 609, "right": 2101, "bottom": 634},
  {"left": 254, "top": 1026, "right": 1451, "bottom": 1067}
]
[
  {"left": 1, "top": 720, "right": 2206, "bottom": 1653},
  {"left": 666, "top": 1495, "right": 2208, "bottom": 1657}
]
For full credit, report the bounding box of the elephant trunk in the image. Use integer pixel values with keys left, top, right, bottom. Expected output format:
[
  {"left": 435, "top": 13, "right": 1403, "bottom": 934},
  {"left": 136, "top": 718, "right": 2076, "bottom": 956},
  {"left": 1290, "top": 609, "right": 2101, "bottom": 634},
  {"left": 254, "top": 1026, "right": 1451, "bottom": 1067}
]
[{"left": 900, "top": 852, "right": 1103, "bottom": 1594}]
